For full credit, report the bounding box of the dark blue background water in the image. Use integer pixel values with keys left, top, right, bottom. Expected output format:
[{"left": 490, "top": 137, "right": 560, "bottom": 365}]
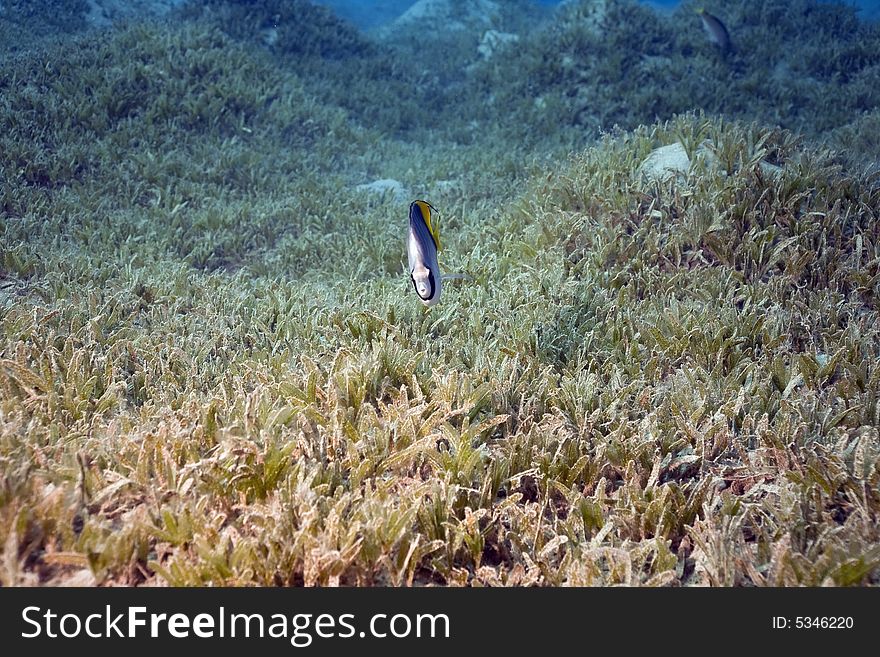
[{"left": 314, "top": 0, "right": 880, "bottom": 29}]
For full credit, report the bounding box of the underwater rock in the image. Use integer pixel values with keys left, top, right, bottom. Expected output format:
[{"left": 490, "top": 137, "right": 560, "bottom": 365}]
[
  {"left": 758, "top": 161, "right": 783, "bottom": 178},
  {"left": 638, "top": 141, "right": 783, "bottom": 182},
  {"left": 478, "top": 29, "right": 519, "bottom": 60},
  {"left": 356, "top": 179, "right": 409, "bottom": 203},
  {"left": 637, "top": 142, "right": 691, "bottom": 182},
  {"left": 386, "top": 0, "right": 499, "bottom": 33}
]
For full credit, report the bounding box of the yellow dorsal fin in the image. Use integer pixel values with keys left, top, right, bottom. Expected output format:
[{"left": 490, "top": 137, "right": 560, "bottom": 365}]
[{"left": 415, "top": 200, "right": 441, "bottom": 251}]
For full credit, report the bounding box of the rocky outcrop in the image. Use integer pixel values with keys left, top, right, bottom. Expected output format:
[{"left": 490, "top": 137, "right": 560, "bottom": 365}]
[
  {"left": 478, "top": 29, "right": 519, "bottom": 60},
  {"left": 382, "top": 0, "right": 500, "bottom": 34}
]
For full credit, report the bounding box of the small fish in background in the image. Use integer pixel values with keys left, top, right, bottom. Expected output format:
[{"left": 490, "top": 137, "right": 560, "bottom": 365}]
[
  {"left": 696, "top": 7, "right": 732, "bottom": 54},
  {"left": 407, "top": 200, "right": 442, "bottom": 307}
]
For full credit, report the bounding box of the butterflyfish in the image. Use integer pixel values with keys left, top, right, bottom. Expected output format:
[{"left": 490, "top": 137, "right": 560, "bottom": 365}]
[{"left": 407, "top": 199, "right": 442, "bottom": 307}]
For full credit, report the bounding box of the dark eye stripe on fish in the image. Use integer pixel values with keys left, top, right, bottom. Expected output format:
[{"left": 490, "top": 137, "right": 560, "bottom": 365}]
[{"left": 410, "top": 270, "right": 436, "bottom": 302}]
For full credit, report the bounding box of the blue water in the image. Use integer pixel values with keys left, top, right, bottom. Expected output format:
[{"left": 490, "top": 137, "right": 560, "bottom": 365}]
[{"left": 314, "top": 0, "right": 880, "bottom": 29}]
